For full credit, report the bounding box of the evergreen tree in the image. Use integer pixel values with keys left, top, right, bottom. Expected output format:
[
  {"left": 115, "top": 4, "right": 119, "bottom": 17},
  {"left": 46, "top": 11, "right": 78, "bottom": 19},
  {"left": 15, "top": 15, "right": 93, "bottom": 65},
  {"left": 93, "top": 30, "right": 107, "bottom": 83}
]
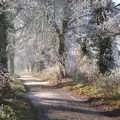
[{"left": 0, "top": 1, "right": 8, "bottom": 69}]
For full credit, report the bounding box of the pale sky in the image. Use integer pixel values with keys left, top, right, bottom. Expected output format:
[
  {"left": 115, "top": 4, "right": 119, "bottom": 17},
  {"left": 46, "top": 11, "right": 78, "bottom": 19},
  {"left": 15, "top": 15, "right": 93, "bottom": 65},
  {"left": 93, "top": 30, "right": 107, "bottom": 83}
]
[{"left": 113, "top": 0, "right": 120, "bottom": 4}]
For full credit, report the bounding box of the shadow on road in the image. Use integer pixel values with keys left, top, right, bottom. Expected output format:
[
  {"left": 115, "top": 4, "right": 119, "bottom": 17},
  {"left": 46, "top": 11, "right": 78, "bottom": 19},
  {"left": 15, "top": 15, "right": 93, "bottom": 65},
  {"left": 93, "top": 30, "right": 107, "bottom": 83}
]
[
  {"left": 20, "top": 78, "right": 120, "bottom": 120},
  {"left": 33, "top": 96, "right": 120, "bottom": 118}
]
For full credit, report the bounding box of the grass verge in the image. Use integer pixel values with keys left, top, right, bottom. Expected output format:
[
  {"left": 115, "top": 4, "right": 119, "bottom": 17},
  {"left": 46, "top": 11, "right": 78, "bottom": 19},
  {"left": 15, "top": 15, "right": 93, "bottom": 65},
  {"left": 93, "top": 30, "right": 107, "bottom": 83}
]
[
  {"left": 64, "top": 74, "right": 120, "bottom": 111},
  {"left": 0, "top": 78, "right": 36, "bottom": 120}
]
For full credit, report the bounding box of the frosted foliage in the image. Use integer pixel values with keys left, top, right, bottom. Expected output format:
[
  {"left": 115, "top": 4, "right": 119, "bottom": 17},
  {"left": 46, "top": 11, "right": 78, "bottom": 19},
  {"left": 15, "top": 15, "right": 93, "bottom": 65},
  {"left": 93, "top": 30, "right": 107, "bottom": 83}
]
[{"left": 4, "top": 0, "right": 120, "bottom": 74}]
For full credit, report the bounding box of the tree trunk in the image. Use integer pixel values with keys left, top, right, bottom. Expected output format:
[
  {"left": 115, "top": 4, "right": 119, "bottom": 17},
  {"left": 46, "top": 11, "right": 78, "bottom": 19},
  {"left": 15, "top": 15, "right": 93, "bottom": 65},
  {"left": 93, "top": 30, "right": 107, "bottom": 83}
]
[
  {"left": 58, "top": 34, "right": 68, "bottom": 79},
  {"left": 9, "top": 54, "right": 15, "bottom": 76},
  {"left": 27, "top": 64, "right": 30, "bottom": 72},
  {"left": 54, "top": 20, "right": 69, "bottom": 79},
  {"left": 31, "top": 63, "right": 35, "bottom": 72}
]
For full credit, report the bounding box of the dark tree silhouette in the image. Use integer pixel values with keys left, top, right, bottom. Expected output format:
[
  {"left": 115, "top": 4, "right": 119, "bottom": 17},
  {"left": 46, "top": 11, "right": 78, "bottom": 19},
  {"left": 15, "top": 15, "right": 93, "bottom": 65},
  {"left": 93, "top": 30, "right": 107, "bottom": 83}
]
[{"left": 0, "top": 2, "right": 8, "bottom": 69}]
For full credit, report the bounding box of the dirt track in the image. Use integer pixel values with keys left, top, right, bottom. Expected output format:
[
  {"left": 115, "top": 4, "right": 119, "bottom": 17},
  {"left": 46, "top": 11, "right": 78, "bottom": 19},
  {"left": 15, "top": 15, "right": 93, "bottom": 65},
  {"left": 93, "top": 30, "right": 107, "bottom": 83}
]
[{"left": 20, "top": 75, "right": 120, "bottom": 120}]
